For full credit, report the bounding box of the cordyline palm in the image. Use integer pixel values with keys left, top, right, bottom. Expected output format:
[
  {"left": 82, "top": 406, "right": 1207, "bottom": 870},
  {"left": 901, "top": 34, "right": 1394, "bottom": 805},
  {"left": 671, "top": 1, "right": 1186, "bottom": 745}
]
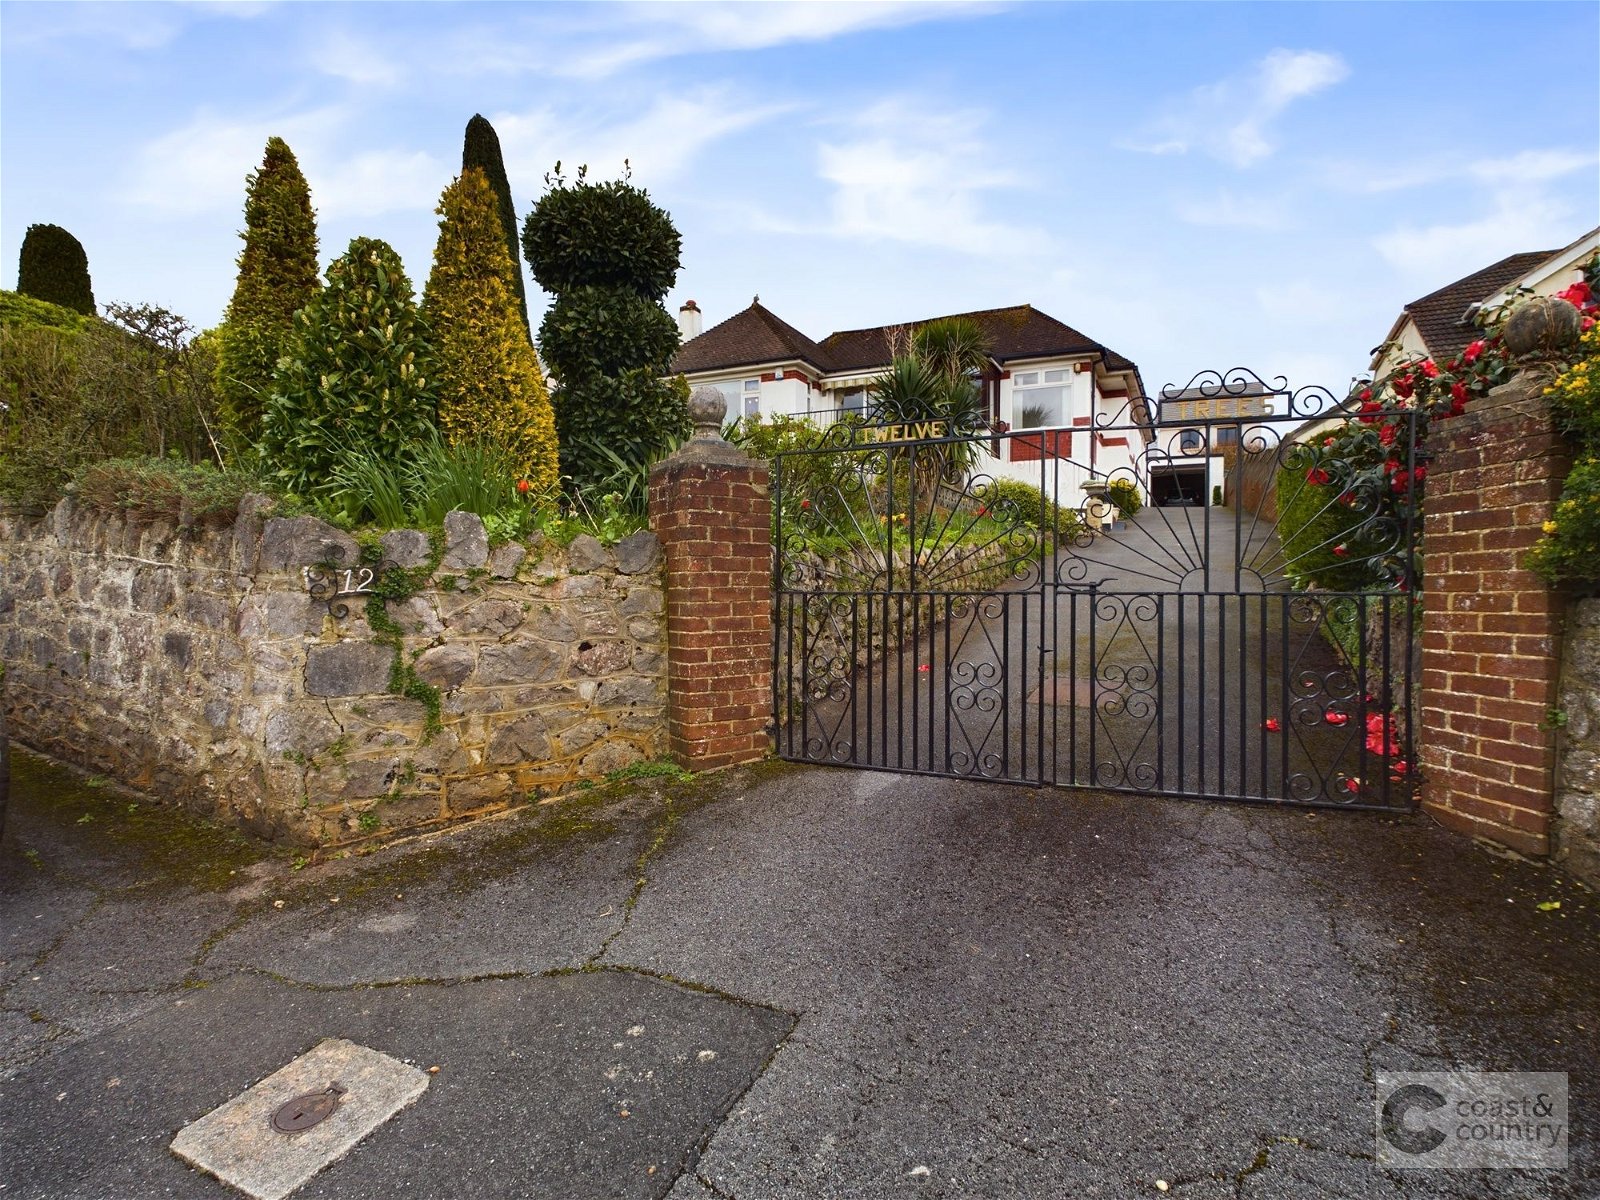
[{"left": 868, "top": 316, "right": 993, "bottom": 500}]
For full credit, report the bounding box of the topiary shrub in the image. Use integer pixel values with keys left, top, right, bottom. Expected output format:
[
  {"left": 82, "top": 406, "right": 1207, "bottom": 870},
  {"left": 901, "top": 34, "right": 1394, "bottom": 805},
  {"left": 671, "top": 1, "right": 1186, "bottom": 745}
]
[
  {"left": 980, "top": 476, "right": 1083, "bottom": 539},
  {"left": 16, "top": 224, "right": 94, "bottom": 315},
  {"left": 215, "top": 137, "right": 320, "bottom": 451},
  {"left": 258, "top": 237, "right": 437, "bottom": 499},
  {"left": 424, "top": 168, "right": 559, "bottom": 496},
  {"left": 523, "top": 165, "right": 690, "bottom": 492},
  {"left": 1106, "top": 478, "right": 1142, "bottom": 517},
  {"left": 461, "top": 114, "right": 530, "bottom": 341}
]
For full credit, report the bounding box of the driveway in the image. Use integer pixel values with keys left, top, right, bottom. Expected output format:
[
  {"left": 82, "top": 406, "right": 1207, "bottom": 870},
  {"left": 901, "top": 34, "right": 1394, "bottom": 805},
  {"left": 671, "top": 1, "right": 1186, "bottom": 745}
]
[{"left": 1, "top": 747, "right": 1596, "bottom": 1198}]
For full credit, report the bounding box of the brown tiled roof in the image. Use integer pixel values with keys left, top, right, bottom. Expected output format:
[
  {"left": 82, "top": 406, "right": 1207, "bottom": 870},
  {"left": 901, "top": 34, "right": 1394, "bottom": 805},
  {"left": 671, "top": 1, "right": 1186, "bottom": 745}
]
[
  {"left": 818, "top": 303, "right": 1117, "bottom": 371},
  {"left": 672, "top": 301, "right": 1144, "bottom": 388},
  {"left": 1402, "top": 250, "right": 1554, "bottom": 361},
  {"left": 671, "top": 301, "right": 837, "bottom": 374}
]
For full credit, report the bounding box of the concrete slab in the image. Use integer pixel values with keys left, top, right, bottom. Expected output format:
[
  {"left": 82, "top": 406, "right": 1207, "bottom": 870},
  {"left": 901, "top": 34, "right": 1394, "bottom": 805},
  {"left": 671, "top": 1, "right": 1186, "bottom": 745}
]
[{"left": 170, "top": 1038, "right": 428, "bottom": 1200}]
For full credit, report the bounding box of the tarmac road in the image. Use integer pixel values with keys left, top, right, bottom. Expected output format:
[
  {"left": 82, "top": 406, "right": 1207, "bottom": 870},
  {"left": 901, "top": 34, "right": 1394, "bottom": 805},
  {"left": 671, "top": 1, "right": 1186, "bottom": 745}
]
[{"left": 1, "top": 748, "right": 1596, "bottom": 1199}]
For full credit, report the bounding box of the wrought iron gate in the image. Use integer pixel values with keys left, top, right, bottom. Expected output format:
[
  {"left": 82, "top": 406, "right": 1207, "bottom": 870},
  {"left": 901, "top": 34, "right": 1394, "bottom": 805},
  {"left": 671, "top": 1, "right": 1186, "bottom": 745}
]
[{"left": 772, "top": 370, "right": 1421, "bottom": 810}]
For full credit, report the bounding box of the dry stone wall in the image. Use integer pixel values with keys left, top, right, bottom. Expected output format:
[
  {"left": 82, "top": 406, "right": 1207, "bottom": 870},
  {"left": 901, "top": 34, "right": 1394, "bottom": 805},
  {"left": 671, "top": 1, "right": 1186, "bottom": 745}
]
[
  {"left": 1555, "top": 598, "right": 1600, "bottom": 887},
  {"left": 0, "top": 497, "right": 666, "bottom": 846}
]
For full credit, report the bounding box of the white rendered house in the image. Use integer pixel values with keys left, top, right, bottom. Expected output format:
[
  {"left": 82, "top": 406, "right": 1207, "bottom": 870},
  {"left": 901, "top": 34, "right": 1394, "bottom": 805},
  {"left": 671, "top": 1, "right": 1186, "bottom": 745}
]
[{"left": 670, "top": 299, "right": 1153, "bottom": 508}]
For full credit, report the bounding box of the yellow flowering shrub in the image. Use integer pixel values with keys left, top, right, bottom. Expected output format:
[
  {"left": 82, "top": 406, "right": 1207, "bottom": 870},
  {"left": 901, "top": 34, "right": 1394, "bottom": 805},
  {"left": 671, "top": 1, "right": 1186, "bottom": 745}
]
[{"left": 1527, "top": 322, "right": 1600, "bottom": 586}]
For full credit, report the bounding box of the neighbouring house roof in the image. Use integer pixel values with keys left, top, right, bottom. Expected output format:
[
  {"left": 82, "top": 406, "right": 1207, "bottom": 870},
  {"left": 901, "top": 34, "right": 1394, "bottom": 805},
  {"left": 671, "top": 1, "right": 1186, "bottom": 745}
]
[
  {"left": 1385, "top": 250, "right": 1555, "bottom": 366},
  {"left": 671, "top": 300, "right": 839, "bottom": 375},
  {"left": 671, "top": 301, "right": 1143, "bottom": 390}
]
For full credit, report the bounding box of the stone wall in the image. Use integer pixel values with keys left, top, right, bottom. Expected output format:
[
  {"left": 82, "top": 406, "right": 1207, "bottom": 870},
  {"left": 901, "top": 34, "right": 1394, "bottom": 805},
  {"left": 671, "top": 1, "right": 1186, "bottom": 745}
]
[
  {"left": 1554, "top": 598, "right": 1600, "bottom": 886},
  {"left": 0, "top": 498, "right": 667, "bottom": 846}
]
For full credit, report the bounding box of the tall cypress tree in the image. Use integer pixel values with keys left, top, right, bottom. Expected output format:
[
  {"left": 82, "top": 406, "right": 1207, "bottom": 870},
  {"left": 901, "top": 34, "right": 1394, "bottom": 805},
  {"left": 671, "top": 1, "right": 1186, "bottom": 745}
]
[
  {"left": 215, "top": 136, "right": 320, "bottom": 450},
  {"left": 424, "top": 168, "right": 559, "bottom": 495},
  {"left": 16, "top": 224, "right": 95, "bottom": 315},
  {"left": 461, "top": 114, "right": 530, "bottom": 341}
]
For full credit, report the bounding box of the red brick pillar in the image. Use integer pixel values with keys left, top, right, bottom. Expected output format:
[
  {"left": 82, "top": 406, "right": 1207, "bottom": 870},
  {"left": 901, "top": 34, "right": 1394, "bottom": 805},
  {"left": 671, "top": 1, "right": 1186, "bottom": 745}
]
[
  {"left": 1419, "top": 371, "right": 1569, "bottom": 854},
  {"left": 647, "top": 389, "right": 773, "bottom": 770}
]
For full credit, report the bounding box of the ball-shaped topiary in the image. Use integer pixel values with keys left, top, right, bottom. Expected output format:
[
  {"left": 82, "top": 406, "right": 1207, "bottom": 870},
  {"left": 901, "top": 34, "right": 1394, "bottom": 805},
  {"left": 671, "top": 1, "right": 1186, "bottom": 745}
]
[
  {"left": 258, "top": 237, "right": 437, "bottom": 497},
  {"left": 522, "top": 175, "right": 681, "bottom": 301},
  {"left": 425, "top": 168, "right": 559, "bottom": 496},
  {"left": 536, "top": 284, "right": 679, "bottom": 380},
  {"left": 16, "top": 224, "right": 94, "bottom": 316}
]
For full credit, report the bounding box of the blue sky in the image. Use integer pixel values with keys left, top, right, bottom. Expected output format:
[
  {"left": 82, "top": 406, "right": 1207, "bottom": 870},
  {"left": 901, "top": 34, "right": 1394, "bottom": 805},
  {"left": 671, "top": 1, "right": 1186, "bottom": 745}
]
[{"left": 3, "top": 1, "right": 1596, "bottom": 396}]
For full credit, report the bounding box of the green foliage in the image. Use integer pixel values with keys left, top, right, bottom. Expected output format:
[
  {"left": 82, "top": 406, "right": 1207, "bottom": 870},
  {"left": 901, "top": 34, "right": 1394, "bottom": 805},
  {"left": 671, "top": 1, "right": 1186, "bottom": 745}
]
[
  {"left": 461, "top": 114, "right": 529, "bottom": 340},
  {"left": 910, "top": 316, "right": 991, "bottom": 382},
  {"left": 978, "top": 476, "right": 1083, "bottom": 539},
  {"left": 215, "top": 137, "right": 321, "bottom": 450},
  {"left": 1527, "top": 320, "right": 1600, "bottom": 586},
  {"left": 72, "top": 456, "right": 260, "bottom": 523},
  {"left": 259, "top": 237, "right": 438, "bottom": 498},
  {"left": 0, "top": 304, "right": 223, "bottom": 509},
  {"left": 0, "top": 289, "right": 93, "bottom": 333},
  {"left": 1274, "top": 460, "right": 1372, "bottom": 591},
  {"left": 1212, "top": 484, "right": 1223, "bottom": 507},
  {"left": 605, "top": 758, "right": 692, "bottom": 784},
  {"left": 523, "top": 165, "right": 689, "bottom": 493},
  {"left": 521, "top": 165, "right": 681, "bottom": 300},
  {"left": 868, "top": 357, "right": 988, "bottom": 487},
  {"left": 1106, "top": 478, "right": 1142, "bottom": 516},
  {"left": 321, "top": 430, "right": 538, "bottom": 532},
  {"left": 537, "top": 284, "right": 680, "bottom": 377},
  {"left": 424, "top": 168, "right": 559, "bottom": 495},
  {"left": 16, "top": 224, "right": 94, "bottom": 315}
]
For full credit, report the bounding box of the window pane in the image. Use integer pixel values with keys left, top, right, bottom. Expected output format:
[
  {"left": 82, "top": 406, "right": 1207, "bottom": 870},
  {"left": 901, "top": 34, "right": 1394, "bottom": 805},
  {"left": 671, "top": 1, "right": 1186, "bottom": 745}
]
[
  {"left": 839, "top": 388, "right": 866, "bottom": 414},
  {"left": 744, "top": 394, "right": 760, "bottom": 417},
  {"left": 1016, "top": 386, "right": 1067, "bottom": 428},
  {"left": 744, "top": 379, "right": 760, "bottom": 392},
  {"left": 1216, "top": 426, "right": 1239, "bottom": 446},
  {"left": 1015, "top": 372, "right": 1039, "bottom": 386},
  {"left": 1179, "top": 430, "right": 1203, "bottom": 453},
  {"left": 1043, "top": 369, "right": 1068, "bottom": 384}
]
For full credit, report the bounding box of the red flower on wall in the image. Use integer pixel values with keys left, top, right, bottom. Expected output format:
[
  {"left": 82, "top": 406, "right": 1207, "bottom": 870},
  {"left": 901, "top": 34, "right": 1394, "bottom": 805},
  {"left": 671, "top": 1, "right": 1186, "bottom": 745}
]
[
  {"left": 1325, "top": 710, "right": 1349, "bottom": 726},
  {"left": 1262, "top": 718, "right": 1281, "bottom": 732},
  {"left": 1307, "top": 467, "right": 1330, "bottom": 486},
  {"left": 1463, "top": 339, "right": 1486, "bottom": 364}
]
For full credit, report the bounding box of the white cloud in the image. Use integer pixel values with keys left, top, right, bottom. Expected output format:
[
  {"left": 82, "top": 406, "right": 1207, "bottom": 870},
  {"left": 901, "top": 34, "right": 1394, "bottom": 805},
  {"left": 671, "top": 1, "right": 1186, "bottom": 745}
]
[
  {"left": 1129, "top": 49, "right": 1350, "bottom": 168},
  {"left": 4, "top": 1, "right": 272, "bottom": 51},
  {"left": 308, "top": 30, "right": 402, "bottom": 88},
  {"left": 1174, "top": 190, "right": 1290, "bottom": 229},
  {"left": 765, "top": 99, "right": 1047, "bottom": 258},
  {"left": 492, "top": 89, "right": 790, "bottom": 192},
  {"left": 1373, "top": 147, "right": 1596, "bottom": 280},
  {"left": 437, "top": 1, "right": 998, "bottom": 81},
  {"left": 124, "top": 107, "right": 446, "bottom": 221}
]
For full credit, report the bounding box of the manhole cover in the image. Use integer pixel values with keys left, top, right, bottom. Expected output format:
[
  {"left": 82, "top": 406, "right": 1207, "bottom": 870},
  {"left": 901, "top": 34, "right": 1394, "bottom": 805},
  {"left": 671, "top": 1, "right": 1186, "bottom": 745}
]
[{"left": 271, "top": 1084, "right": 346, "bottom": 1133}]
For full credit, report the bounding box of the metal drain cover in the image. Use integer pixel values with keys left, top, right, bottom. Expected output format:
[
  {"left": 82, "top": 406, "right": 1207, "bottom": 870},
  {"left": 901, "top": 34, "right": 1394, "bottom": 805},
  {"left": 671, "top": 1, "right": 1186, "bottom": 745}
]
[
  {"left": 171, "top": 1039, "right": 427, "bottom": 1200},
  {"left": 271, "top": 1083, "right": 346, "bottom": 1133}
]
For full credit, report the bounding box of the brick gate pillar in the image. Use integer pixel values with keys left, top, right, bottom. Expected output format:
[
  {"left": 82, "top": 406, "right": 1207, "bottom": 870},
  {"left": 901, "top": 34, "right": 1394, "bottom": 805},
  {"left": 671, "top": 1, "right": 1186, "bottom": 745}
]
[
  {"left": 647, "top": 387, "right": 773, "bottom": 770},
  {"left": 1419, "top": 369, "right": 1570, "bottom": 855}
]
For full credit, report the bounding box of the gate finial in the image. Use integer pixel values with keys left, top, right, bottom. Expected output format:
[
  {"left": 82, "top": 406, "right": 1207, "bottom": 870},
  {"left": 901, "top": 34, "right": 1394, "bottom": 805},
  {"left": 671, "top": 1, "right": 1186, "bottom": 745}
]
[{"left": 688, "top": 385, "right": 728, "bottom": 442}]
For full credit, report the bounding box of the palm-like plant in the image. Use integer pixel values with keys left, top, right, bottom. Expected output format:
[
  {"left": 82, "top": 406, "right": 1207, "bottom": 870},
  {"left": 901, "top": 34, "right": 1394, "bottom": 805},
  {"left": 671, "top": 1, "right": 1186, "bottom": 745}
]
[{"left": 867, "top": 317, "right": 993, "bottom": 496}]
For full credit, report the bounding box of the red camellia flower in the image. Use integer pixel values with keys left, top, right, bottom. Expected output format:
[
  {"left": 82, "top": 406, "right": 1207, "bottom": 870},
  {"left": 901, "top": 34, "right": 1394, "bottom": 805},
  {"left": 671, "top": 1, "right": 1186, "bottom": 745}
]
[
  {"left": 1322, "top": 437, "right": 1335, "bottom": 448},
  {"left": 1359, "top": 387, "right": 1373, "bottom": 402},
  {"left": 1450, "top": 381, "right": 1468, "bottom": 403},
  {"left": 1338, "top": 491, "right": 1356, "bottom": 506},
  {"left": 1393, "top": 376, "right": 1415, "bottom": 400},
  {"left": 1379, "top": 423, "right": 1397, "bottom": 447},
  {"left": 1420, "top": 360, "right": 1440, "bottom": 379},
  {"left": 800, "top": 499, "right": 811, "bottom": 510},
  {"left": 1463, "top": 339, "right": 1486, "bottom": 364},
  {"left": 1556, "top": 281, "right": 1593, "bottom": 308},
  {"left": 1390, "top": 760, "right": 1409, "bottom": 779},
  {"left": 1342, "top": 778, "right": 1361, "bottom": 795},
  {"left": 516, "top": 478, "right": 531, "bottom": 495},
  {"left": 1391, "top": 468, "right": 1411, "bottom": 493},
  {"left": 917, "top": 664, "right": 931, "bottom": 673},
  {"left": 1333, "top": 543, "right": 1348, "bottom": 557},
  {"left": 1262, "top": 718, "right": 1281, "bottom": 732},
  {"left": 1306, "top": 467, "right": 1330, "bottom": 486},
  {"left": 1325, "top": 710, "right": 1349, "bottom": 726}
]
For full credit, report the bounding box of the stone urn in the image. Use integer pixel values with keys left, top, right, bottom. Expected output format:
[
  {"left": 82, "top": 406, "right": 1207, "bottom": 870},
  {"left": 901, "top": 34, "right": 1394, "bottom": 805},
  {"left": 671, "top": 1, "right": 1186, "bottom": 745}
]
[{"left": 1502, "top": 295, "right": 1583, "bottom": 359}]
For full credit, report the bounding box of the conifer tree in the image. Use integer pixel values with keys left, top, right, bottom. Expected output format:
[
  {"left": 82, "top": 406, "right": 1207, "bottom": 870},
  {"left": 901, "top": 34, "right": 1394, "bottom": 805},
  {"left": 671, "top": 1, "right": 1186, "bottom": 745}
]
[
  {"left": 523, "top": 166, "right": 689, "bottom": 491},
  {"left": 258, "top": 238, "right": 436, "bottom": 496},
  {"left": 215, "top": 137, "right": 320, "bottom": 449},
  {"left": 424, "top": 168, "right": 559, "bottom": 495},
  {"left": 16, "top": 224, "right": 95, "bottom": 315},
  {"left": 461, "top": 114, "right": 530, "bottom": 341}
]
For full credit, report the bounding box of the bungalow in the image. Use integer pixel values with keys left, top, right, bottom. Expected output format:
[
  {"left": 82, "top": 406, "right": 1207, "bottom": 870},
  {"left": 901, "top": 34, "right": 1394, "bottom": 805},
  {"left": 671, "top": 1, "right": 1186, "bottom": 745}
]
[
  {"left": 670, "top": 298, "right": 1152, "bottom": 506},
  {"left": 1149, "top": 380, "right": 1282, "bottom": 507}
]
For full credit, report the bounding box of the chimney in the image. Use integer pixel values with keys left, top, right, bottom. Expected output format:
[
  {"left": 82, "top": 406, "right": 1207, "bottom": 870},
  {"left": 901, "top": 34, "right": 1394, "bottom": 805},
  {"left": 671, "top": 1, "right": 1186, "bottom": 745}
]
[{"left": 678, "top": 299, "right": 703, "bottom": 342}]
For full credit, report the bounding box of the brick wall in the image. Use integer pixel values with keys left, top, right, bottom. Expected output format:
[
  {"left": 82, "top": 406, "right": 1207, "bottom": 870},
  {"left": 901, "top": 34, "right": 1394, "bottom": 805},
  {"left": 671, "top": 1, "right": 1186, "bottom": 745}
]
[
  {"left": 648, "top": 438, "right": 773, "bottom": 770},
  {"left": 1419, "top": 372, "right": 1570, "bottom": 854}
]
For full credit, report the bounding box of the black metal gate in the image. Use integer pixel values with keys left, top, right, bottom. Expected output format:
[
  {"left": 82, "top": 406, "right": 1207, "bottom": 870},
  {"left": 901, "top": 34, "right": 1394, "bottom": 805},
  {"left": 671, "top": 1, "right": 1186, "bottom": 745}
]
[{"left": 772, "top": 370, "right": 1421, "bottom": 810}]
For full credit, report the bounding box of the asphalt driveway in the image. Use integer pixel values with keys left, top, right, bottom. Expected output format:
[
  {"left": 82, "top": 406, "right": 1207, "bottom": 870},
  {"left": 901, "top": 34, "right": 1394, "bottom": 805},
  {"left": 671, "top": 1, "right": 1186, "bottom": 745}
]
[{"left": 0, "top": 748, "right": 1595, "bottom": 1198}]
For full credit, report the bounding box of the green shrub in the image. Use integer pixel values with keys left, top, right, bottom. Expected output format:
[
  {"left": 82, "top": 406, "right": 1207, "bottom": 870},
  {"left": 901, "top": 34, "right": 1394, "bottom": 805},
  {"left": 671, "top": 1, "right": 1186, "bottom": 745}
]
[
  {"left": 424, "top": 168, "right": 559, "bottom": 495},
  {"left": 320, "top": 430, "right": 538, "bottom": 534},
  {"left": 16, "top": 224, "right": 94, "bottom": 315},
  {"left": 523, "top": 166, "right": 690, "bottom": 492},
  {"left": 72, "top": 456, "right": 260, "bottom": 523},
  {"left": 259, "top": 237, "right": 438, "bottom": 498},
  {"left": 0, "top": 289, "right": 93, "bottom": 333},
  {"left": 1274, "top": 460, "right": 1372, "bottom": 591},
  {"left": 461, "top": 114, "right": 530, "bottom": 340},
  {"left": 214, "top": 137, "right": 321, "bottom": 450},
  {"left": 1106, "top": 478, "right": 1142, "bottom": 517},
  {"left": 0, "top": 304, "right": 222, "bottom": 510},
  {"left": 980, "top": 476, "right": 1083, "bottom": 539},
  {"left": 1212, "top": 484, "right": 1223, "bottom": 507},
  {"left": 1528, "top": 322, "right": 1600, "bottom": 586}
]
